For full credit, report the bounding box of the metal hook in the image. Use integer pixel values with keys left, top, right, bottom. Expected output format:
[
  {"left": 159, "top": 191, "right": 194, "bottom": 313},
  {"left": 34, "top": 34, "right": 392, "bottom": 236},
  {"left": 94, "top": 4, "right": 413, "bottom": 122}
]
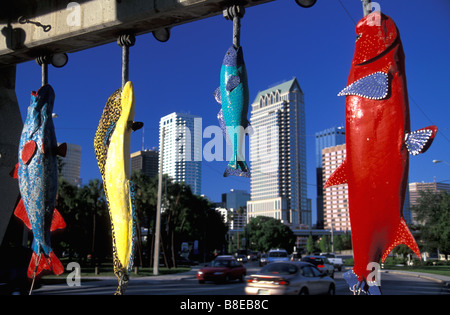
[
  {"left": 18, "top": 16, "right": 51, "bottom": 32},
  {"left": 223, "top": 5, "right": 245, "bottom": 48}
]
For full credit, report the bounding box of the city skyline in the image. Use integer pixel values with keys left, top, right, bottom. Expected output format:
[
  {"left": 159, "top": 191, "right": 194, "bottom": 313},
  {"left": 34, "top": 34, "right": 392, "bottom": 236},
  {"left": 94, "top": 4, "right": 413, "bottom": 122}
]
[{"left": 13, "top": 1, "right": 450, "bottom": 227}]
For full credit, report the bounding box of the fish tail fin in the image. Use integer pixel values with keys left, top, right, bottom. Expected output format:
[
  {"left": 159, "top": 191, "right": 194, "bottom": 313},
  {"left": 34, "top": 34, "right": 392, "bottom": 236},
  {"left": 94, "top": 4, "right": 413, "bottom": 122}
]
[
  {"left": 224, "top": 156, "right": 250, "bottom": 178},
  {"left": 27, "top": 251, "right": 64, "bottom": 278},
  {"left": 382, "top": 218, "right": 421, "bottom": 262}
]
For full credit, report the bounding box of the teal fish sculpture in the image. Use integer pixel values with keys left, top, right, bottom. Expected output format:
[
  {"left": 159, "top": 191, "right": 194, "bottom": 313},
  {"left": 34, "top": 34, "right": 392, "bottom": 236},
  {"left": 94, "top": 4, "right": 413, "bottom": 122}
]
[{"left": 214, "top": 45, "right": 251, "bottom": 177}]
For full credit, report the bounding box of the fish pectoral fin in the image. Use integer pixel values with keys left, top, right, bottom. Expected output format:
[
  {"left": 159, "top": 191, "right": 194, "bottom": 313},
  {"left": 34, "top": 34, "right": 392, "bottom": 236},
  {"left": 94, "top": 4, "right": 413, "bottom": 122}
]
[
  {"left": 50, "top": 208, "right": 66, "bottom": 232},
  {"left": 57, "top": 142, "right": 67, "bottom": 157},
  {"left": 405, "top": 125, "right": 438, "bottom": 155},
  {"left": 338, "top": 71, "right": 388, "bottom": 100},
  {"left": 213, "top": 87, "right": 222, "bottom": 104},
  {"left": 10, "top": 163, "right": 19, "bottom": 179},
  {"left": 22, "top": 140, "right": 37, "bottom": 164},
  {"left": 226, "top": 75, "right": 241, "bottom": 92},
  {"left": 13, "top": 198, "right": 32, "bottom": 230},
  {"left": 324, "top": 159, "right": 348, "bottom": 188},
  {"left": 381, "top": 218, "right": 421, "bottom": 263},
  {"left": 128, "top": 121, "right": 144, "bottom": 132}
]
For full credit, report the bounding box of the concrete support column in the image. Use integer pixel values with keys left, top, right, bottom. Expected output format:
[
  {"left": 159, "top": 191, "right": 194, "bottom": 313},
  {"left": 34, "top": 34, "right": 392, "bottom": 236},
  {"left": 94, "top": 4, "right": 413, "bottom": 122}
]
[{"left": 0, "top": 65, "right": 22, "bottom": 246}]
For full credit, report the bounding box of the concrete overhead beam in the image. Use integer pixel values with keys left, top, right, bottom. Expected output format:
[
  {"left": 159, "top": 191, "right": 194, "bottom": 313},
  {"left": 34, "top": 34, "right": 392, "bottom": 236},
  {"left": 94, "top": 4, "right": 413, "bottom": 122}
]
[{"left": 0, "top": 0, "right": 274, "bottom": 66}]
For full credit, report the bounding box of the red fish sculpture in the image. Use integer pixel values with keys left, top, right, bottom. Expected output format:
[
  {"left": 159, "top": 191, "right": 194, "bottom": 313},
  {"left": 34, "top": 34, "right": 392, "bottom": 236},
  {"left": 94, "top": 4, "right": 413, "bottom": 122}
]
[{"left": 325, "top": 11, "right": 437, "bottom": 294}]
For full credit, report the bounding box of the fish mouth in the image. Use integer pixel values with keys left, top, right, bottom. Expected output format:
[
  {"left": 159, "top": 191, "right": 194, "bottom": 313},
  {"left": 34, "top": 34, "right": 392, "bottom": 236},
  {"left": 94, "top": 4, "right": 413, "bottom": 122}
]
[
  {"left": 353, "top": 12, "right": 398, "bottom": 65},
  {"left": 223, "top": 45, "right": 244, "bottom": 67}
]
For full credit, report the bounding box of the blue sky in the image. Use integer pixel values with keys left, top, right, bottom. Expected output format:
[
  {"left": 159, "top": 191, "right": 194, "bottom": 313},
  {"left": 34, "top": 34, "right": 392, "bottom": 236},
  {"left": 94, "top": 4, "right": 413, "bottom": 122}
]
[{"left": 14, "top": 0, "right": 450, "bottom": 225}]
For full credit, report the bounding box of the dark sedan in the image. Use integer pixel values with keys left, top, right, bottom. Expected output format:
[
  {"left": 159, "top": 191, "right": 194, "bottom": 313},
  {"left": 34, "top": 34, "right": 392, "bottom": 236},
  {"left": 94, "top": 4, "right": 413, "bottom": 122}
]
[{"left": 197, "top": 255, "right": 247, "bottom": 284}]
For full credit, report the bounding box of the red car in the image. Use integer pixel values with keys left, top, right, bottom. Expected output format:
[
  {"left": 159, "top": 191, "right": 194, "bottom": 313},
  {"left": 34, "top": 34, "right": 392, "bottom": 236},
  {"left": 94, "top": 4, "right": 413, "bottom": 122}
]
[{"left": 197, "top": 255, "right": 247, "bottom": 284}]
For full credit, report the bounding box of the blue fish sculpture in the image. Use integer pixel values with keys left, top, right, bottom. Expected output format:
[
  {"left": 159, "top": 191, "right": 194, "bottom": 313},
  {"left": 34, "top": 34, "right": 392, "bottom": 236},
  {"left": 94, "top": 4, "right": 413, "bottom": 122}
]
[
  {"left": 214, "top": 45, "right": 251, "bottom": 177},
  {"left": 11, "top": 84, "right": 67, "bottom": 278}
]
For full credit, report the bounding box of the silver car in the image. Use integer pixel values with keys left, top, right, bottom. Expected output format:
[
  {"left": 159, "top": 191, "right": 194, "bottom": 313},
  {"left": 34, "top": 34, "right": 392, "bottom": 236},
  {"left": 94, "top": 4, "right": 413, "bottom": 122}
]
[{"left": 245, "top": 261, "right": 335, "bottom": 295}]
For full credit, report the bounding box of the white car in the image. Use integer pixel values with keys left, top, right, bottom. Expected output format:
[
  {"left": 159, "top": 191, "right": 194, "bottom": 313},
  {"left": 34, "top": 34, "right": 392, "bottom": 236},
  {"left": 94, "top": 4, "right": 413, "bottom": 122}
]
[{"left": 245, "top": 261, "right": 335, "bottom": 295}]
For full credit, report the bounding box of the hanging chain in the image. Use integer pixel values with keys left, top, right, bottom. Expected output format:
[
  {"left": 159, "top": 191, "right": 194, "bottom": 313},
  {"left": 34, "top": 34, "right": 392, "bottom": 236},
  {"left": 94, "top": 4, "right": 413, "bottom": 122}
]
[
  {"left": 223, "top": 5, "right": 245, "bottom": 48},
  {"left": 18, "top": 16, "right": 51, "bottom": 32},
  {"left": 117, "top": 34, "right": 136, "bottom": 88},
  {"left": 36, "top": 55, "right": 51, "bottom": 85}
]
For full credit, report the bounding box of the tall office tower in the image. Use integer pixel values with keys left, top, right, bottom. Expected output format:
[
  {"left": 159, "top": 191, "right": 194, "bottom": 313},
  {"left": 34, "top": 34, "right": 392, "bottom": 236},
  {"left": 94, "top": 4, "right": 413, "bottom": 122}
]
[
  {"left": 246, "top": 78, "right": 308, "bottom": 228},
  {"left": 159, "top": 112, "right": 202, "bottom": 195},
  {"left": 315, "top": 127, "right": 345, "bottom": 228},
  {"left": 322, "top": 144, "right": 350, "bottom": 232},
  {"left": 58, "top": 143, "right": 81, "bottom": 186},
  {"left": 131, "top": 149, "right": 159, "bottom": 179},
  {"left": 409, "top": 181, "right": 450, "bottom": 225}
]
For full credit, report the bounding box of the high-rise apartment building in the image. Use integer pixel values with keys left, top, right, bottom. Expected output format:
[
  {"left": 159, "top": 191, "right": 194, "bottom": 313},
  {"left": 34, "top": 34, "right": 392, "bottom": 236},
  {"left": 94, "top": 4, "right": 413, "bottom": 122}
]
[
  {"left": 322, "top": 144, "right": 350, "bottom": 232},
  {"left": 409, "top": 181, "right": 450, "bottom": 224},
  {"left": 246, "top": 78, "right": 309, "bottom": 228},
  {"left": 315, "top": 127, "right": 345, "bottom": 228},
  {"left": 131, "top": 149, "right": 159, "bottom": 179},
  {"left": 58, "top": 142, "right": 81, "bottom": 186},
  {"left": 159, "top": 112, "right": 202, "bottom": 195}
]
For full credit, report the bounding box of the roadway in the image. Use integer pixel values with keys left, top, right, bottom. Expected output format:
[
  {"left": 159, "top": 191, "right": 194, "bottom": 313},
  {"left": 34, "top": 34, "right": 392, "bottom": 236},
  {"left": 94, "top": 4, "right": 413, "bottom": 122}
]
[{"left": 32, "top": 261, "right": 450, "bottom": 296}]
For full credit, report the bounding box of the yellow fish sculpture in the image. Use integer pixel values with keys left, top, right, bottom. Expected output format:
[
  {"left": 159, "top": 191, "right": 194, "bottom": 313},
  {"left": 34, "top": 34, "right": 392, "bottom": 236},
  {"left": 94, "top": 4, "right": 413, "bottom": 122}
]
[{"left": 94, "top": 81, "right": 143, "bottom": 294}]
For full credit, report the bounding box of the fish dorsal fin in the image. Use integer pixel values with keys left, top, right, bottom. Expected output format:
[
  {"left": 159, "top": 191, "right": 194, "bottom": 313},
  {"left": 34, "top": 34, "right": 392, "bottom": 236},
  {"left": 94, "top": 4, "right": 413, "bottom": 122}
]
[
  {"left": 338, "top": 72, "right": 388, "bottom": 100},
  {"left": 381, "top": 218, "right": 421, "bottom": 263},
  {"left": 324, "top": 159, "right": 348, "bottom": 188},
  {"left": 405, "top": 126, "right": 438, "bottom": 155}
]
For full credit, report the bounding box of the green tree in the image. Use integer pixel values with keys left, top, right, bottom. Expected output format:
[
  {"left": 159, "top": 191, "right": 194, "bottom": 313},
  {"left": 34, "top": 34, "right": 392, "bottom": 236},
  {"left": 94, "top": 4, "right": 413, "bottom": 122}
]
[
  {"left": 245, "top": 216, "right": 295, "bottom": 253},
  {"left": 413, "top": 190, "right": 450, "bottom": 259},
  {"left": 306, "top": 234, "right": 318, "bottom": 254},
  {"left": 319, "top": 235, "right": 331, "bottom": 253},
  {"left": 334, "top": 233, "right": 352, "bottom": 252},
  {"left": 56, "top": 178, "right": 110, "bottom": 264}
]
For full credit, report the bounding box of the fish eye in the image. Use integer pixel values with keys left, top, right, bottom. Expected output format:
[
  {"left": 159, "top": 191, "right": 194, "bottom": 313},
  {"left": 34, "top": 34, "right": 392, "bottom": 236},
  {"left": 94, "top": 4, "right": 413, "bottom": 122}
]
[{"left": 356, "top": 33, "right": 362, "bottom": 42}]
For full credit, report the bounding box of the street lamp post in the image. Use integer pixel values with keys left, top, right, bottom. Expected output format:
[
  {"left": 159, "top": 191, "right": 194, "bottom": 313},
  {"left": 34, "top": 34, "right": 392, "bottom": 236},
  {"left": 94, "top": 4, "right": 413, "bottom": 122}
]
[{"left": 433, "top": 160, "right": 450, "bottom": 166}]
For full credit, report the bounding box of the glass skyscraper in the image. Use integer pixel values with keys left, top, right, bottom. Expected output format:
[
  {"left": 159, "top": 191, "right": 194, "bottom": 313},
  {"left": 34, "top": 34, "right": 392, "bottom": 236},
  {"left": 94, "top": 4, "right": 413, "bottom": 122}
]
[
  {"left": 247, "top": 78, "right": 309, "bottom": 227},
  {"left": 159, "top": 112, "right": 202, "bottom": 195}
]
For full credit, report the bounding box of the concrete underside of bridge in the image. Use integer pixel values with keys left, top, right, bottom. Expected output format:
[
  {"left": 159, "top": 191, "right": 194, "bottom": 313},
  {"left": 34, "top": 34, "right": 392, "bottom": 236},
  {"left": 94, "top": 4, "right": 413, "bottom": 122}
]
[{"left": 0, "top": 0, "right": 275, "bottom": 246}]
